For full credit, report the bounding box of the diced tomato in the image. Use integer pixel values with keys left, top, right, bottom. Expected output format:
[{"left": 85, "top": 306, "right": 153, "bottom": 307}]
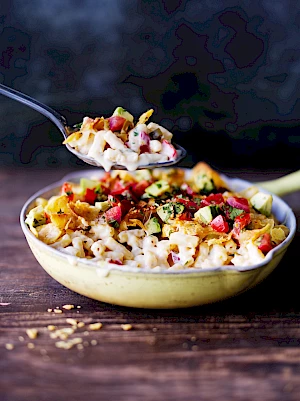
[
  {"left": 201, "top": 193, "right": 224, "bottom": 207},
  {"left": 140, "top": 145, "right": 150, "bottom": 153},
  {"left": 108, "top": 116, "right": 126, "bottom": 132},
  {"left": 173, "top": 197, "right": 199, "bottom": 212},
  {"left": 120, "top": 199, "right": 133, "bottom": 216},
  {"left": 61, "top": 182, "right": 74, "bottom": 201},
  {"left": 210, "top": 215, "right": 229, "bottom": 233},
  {"left": 232, "top": 213, "right": 251, "bottom": 237},
  {"left": 258, "top": 233, "right": 273, "bottom": 254},
  {"left": 235, "top": 213, "right": 251, "bottom": 229},
  {"left": 105, "top": 206, "right": 122, "bottom": 227},
  {"left": 131, "top": 180, "right": 151, "bottom": 198},
  {"left": 161, "top": 140, "right": 177, "bottom": 159},
  {"left": 84, "top": 188, "right": 97, "bottom": 204},
  {"left": 139, "top": 131, "right": 150, "bottom": 154},
  {"left": 226, "top": 196, "right": 250, "bottom": 212},
  {"left": 110, "top": 180, "right": 134, "bottom": 196}
]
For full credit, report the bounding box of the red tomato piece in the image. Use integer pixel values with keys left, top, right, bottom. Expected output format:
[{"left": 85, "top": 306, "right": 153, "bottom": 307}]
[
  {"left": 105, "top": 206, "right": 122, "bottom": 226},
  {"left": 61, "top": 182, "right": 74, "bottom": 201},
  {"left": 161, "top": 140, "right": 177, "bottom": 159},
  {"left": 226, "top": 196, "right": 250, "bottom": 212},
  {"left": 211, "top": 215, "right": 229, "bottom": 233},
  {"left": 120, "top": 199, "right": 133, "bottom": 216},
  {"left": 108, "top": 116, "right": 126, "bottom": 132},
  {"left": 110, "top": 180, "right": 134, "bottom": 196},
  {"left": 84, "top": 188, "right": 97, "bottom": 204},
  {"left": 131, "top": 180, "right": 151, "bottom": 198},
  {"left": 173, "top": 197, "right": 199, "bottom": 212},
  {"left": 232, "top": 213, "right": 251, "bottom": 237},
  {"left": 139, "top": 131, "right": 151, "bottom": 154},
  {"left": 201, "top": 193, "right": 224, "bottom": 207},
  {"left": 258, "top": 233, "right": 273, "bottom": 254},
  {"left": 235, "top": 213, "right": 251, "bottom": 229},
  {"left": 140, "top": 144, "right": 150, "bottom": 154}
]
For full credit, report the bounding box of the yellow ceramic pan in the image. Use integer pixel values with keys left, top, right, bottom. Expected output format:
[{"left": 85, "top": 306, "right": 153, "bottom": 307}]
[{"left": 20, "top": 169, "right": 298, "bottom": 309}]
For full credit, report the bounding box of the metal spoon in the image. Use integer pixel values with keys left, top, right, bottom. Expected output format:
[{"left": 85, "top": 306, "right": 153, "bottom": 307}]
[{"left": 0, "top": 83, "right": 187, "bottom": 169}]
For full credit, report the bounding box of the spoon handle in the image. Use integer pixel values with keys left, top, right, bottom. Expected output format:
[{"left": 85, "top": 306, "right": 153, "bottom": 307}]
[
  {"left": 255, "top": 169, "right": 300, "bottom": 196},
  {"left": 0, "top": 83, "right": 68, "bottom": 138}
]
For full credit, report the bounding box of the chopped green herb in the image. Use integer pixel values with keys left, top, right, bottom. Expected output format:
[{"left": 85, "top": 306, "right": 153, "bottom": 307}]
[{"left": 228, "top": 206, "right": 244, "bottom": 220}]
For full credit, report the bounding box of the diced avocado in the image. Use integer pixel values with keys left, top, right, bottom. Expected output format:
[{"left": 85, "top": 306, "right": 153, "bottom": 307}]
[
  {"left": 80, "top": 178, "right": 101, "bottom": 194},
  {"left": 157, "top": 202, "right": 185, "bottom": 222},
  {"left": 145, "top": 217, "right": 161, "bottom": 235},
  {"left": 194, "top": 174, "right": 215, "bottom": 195},
  {"left": 194, "top": 205, "right": 215, "bottom": 224},
  {"left": 112, "top": 107, "right": 134, "bottom": 123},
  {"left": 95, "top": 201, "right": 110, "bottom": 212},
  {"left": 174, "top": 203, "right": 185, "bottom": 215},
  {"left": 250, "top": 192, "right": 273, "bottom": 216},
  {"left": 157, "top": 204, "right": 172, "bottom": 222},
  {"left": 145, "top": 180, "right": 170, "bottom": 197},
  {"left": 135, "top": 169, "right": 152, "bottom": 182}
]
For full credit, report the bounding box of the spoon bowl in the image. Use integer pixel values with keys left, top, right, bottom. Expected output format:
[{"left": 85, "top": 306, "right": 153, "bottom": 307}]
[{"left": 0, "top": 83, "right": 186, "bottom": 169}]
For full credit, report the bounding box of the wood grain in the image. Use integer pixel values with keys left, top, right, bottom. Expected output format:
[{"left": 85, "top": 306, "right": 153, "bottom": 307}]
[{"left": 1, "top": 166, "right": 300, "bottom": 401}]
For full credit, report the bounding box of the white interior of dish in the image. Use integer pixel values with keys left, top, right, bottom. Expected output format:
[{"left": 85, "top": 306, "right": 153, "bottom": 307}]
[{"left": 20, "top": 168, "right": 297, "bottom": 275}]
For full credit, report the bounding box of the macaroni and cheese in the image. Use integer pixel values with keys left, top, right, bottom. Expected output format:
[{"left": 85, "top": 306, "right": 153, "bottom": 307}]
[
  {"left": 25, "top": 163, "right": 289, "bottom": 271},
  {"left": 63, "top": 107, "right": 179, "bottom": 171}
]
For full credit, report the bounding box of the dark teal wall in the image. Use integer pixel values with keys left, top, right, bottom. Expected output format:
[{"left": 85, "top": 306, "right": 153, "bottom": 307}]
[{"left": 1, "top": 0, "right": 300, "bottom": 170}]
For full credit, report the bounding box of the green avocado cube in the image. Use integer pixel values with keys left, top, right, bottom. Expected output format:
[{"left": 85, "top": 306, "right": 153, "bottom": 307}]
[
  {"left": 145, "top": 217, "right": 161, "bottom": 235},
  {"left": 145, "top": 180, "right": 170, "bottom": 197},
  {"left": 112, "top": 107, "right": 134, "bottom": 123},
  {"left": 250, "top": 192, "right": 273, "bottom": 216}
]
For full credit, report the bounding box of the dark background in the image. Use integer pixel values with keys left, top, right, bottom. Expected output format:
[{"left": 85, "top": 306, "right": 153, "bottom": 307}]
[{"left": 1, "top": 0, "right": 300, "bottom": 172}]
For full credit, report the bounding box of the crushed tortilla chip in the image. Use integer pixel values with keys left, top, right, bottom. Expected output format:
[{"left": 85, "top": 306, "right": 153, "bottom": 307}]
[
  {"left": 63, "top": 131, "right": 82, "bottom": 144},
  {"left": 138, "top": 109, "right": 154, "bottom": 125}
]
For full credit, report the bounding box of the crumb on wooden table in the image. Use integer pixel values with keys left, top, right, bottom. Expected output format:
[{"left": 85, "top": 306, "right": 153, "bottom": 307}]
[
  {"left": 121, "top": 324, "right": 133, "bottom": 331},
  {"left": 26, "top": 328, "right": 38, "bottom": 340}
]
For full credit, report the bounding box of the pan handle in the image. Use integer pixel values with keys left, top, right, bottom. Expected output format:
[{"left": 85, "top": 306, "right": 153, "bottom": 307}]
[{"left": 255, "top": 169, "right": 300, "bottom": 196}]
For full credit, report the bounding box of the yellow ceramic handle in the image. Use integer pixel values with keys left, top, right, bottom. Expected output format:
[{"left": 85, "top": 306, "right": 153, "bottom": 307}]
[{"left": 255, "top": 169, "right": 300, "bottom": 197}]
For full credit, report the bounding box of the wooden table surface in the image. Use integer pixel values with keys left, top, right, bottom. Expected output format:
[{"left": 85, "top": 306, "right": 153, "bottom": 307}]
[{"left": 1, "top": 165, "right": 300, "bottom": 401}]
